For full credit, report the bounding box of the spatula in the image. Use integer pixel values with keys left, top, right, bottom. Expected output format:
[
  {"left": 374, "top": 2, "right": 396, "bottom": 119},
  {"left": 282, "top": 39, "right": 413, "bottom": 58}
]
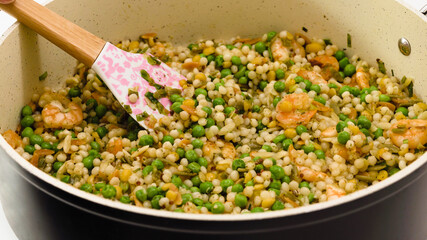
[{"left": 0, "top": 0, "right": 184, "bottom": 129}]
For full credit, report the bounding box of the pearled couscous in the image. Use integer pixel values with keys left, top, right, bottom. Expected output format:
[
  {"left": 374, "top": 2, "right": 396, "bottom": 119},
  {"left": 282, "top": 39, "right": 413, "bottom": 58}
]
[{"left": 3, "top": 30, "right": 427, "bottom": 214}]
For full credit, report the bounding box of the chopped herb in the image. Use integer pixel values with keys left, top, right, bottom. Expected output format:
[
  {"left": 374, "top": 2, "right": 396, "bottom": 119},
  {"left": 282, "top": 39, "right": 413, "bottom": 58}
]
[
  {"left": 39, "top": 71, "right": 48, "bottom": 81},
  {"left": 401, "top": 75, "right": 407, "bottom": 85},
  {"left": 323, "top": 39, "right": 332, "bottom": 45},
  {"left": 140, "top": 70, "right": 163, "bottom": 89},
  {"left": 123, "top": 104, "right": 132, "bottom": 114},
  {"left": 147, "top": 55, "right": 161, "bottom": 65},
  {"left": 285, "top": 59, "right": 295, "bottom": 67},
  {"left": 136, "top": 111, "right": 149, "bottom": 121},
  {"left": 347, "top": 33, "right": 352, "bottom": 48},
  {"left": 403, "top": 139, "right": 409, "bottom": 144},
  {"left": 391, "top": 69, "right": 394, "bottom": 76},
  {"left": 128, "top": 87, "right": 139, "bottom": 97},
  {"left": 302, "top": 26, "right": 308, "bottom": 32},
  {"left": 153, "top": 89, "right": 167, "bottom": 99},
  {"left": 137, "top": 47, "right": 149, "bottom": 54},
  {"left": 376, "top": 58, "right": 386, "bottom": 74},
  {"left": 408, "top": 81, "right": 413, "bottom": 97},
  {"left": 145, "top": 91, "right": 159, "bottom": 103},
  {"left": 267, "top": 46, "right": 274, "bottom": 62}
]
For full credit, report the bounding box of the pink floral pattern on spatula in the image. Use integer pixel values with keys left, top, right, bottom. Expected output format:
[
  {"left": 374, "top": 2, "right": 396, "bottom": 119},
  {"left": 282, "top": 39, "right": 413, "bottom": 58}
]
[{"left": 93, "top": 42, "right": 184, "bottom": 129}]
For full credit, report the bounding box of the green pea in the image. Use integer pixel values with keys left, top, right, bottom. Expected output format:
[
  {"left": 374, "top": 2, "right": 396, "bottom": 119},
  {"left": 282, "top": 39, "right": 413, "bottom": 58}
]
[
  {"left": 21, "top": 127, "right": 34, "bottom": 138},
  {"left": 379, "top": 94, "right": 391, "bottom": 102},
  {"left": 282, "top": 175, "right": 291, "bottom": 184},
  {"left": 188, "top": 162, "right": 201, "bottom": 173},
  {"left": 339, "top": 85, "right": 352, "bottom": 96},
  {"left": 29, "top": 134, "right": 43, "bottom": 146},
  {"left": 190, "top": 139, "right": 203, "bottom": 149},
  {"left": 276, "top": 69, "right": 285, "bottom": 79},
  {"left": 80, "top": 183, "right": 93, "bottom": 193},
  {"left": 232, "top": 159, "right": 246, "bottom": 170},
  {"left": 314, "top": 96, "right": 326, "bottom": 105},
  {"left": 152, "top": 159, "right": 164, "bottom": 170},
  {"left": 21, "top": 105, "right": 33, "bottom": 117},
  {"left": 255, "top": 164, "right": 264, "bottom": 173},
  {"left": 245, "top": 180, "right": 254, "bottom": 187},
  {"left": 360, "top": 128, "right": 370, "bottom": 137},
  {"left": 234, "top": 193, "right": 248, "bottom": 208},
  {"left": 328, "top": 83, "right": 338, "bottom": 89},
  {"left": 139, "top": 135, "right": 154, "bottom": 146},
  {"left": 61, "top": 175, "right": 71, "bottom": 183},
  {"left": 273, "top": 134, "right": 286, "bottom": 144},
  {"left": 192, "top": 125, "right": 205, "bottom": 137},
  {"left": 350, "top": 87, "right": 360, "bottom": 96},
  {"left": 68, "top": 87, "right": 81, "bottom": 97},
  {"left": 212, "top": 202, "right": 225, "bottom": 214},
  {"left": 303, "top": 79, "right": 312, "bottom": 91},
  {"left": 220, "top": 179, "right": 234, "bottom": 191},
  {"left": 181, "top": 193, "right": 193, "bottom": 205},
  {"left": 200, "top": 182, "right": 214, "bottom": 194},
  {"left": 296, "top": 125, "right": 308, "bottom": 135},
  {"left": 169, "top": 175, "right": 182, "bottom": 187},
  {"left": 395, "top": 107, "right": 409, "bottom": 116},
  {"left": 194, "top": 88, "right": 208, "bottom": 97},
  {"left": 259, "top": 81, "right": 268, "bottom": 90},
  {"left": 343, "top": 64, "right": 356, "bottom": 77},
  {"left": 221, "top": 69, "right": 232, "bottom": 78},
  {"left": 96, "top": 126, "right": 108, "bottom": 138},
  {"left": 176, "top": 148, "right": 185, "bottom": 158},
  {"left": 251, "top": 207, "right": 264, "bottom": 213},
  {"left": 274, "top": 81, "right": 286, "bottom": 92},
  {"left": 190, "top": 187, "right": 200, "bottom": 193},
  {"left": 310, "top": 84, "right": 321, "bottom": 94},
  {"left": 171, "top": 102, "right": 183, "bottom": 113},
  {"left": 198, "top": 157, "right": 208, "bottom": 167},
  {"left": 314, "top": 149, "right": 325, "bottom": 159},
  {"left": 24, "top": 145, "right": 35, "bottom": 154},
  {"left": 252, "top": 105, "right": 261, "bottom": 113},
  {"left": 52, "top": 161, "right": 64, "bottom": 172},
  {"left": 215, "top": 82, "right": 224, "bottom": 91},
  {"left": 226, "top": 44, "right": 236, "bottom": 50},
  {"left": 373, "top": 128, "right": 383, "bottom": 139},
  {"left": 85, "top": 98, "right": 98, "bottom": 111},
  {"left": 21, "top": 115, "right": 34, "bottom": 128},
  {"left": 82, "top": 155, "right": 95, "bottom": 170},
  {"left": 255, "top": 41, "right": 266, "bottom": 54},
  {"left": 308, "top": 193, "right": 315, "bottom": 203},
  {"left": 126, "top": 130, "right": 138, "bottom": 142},
  {"left": 302, "top": 143, "right": 315, "bottom": 154},
  {"left": 269, "top": 180, "right": 281, "bottom": 190},
  {"left": 357, "top": 115, "right": 371, "bottom": 129},
  {"left": 335, "top": 50, "right": 346, "bottom": 61},
  {"left": 95, "top": 182, "right": 106, "bottom": 191},
  {"left": 299, "top": 181, "right": 311, "bottom": 189},
  {"left": 191, "top": 176, "right": 202, "bottom": 187},
  {"left": 338, "top": 57, "right": 350, "bottom": 70},
  {"left": 161, "top": 135, "right": 174, "bottom": 145},
  {"left": 215, "top": 55, "right": 224, "bottom": 67},
  {"left": 151, "top": 195, "right": 162, "bottom": 209},
  {"left": 273, "top": 96, "right": 281, "bottom": 107},
  {"left": 270, "top": 165, "right": 285, "bottom": 180},
  {"left": 239, "top": 76, "right": 248, "bottom": 85},
  {"left": 224, "top": 106, "right": 236, "bottom": 116},
  {"left": 235, "top": 66, "right": 246, "bottom": 79},
  {"left": 142, "top": 165, "right": 153, "bottom": 176},
  {"left": 205, "top": 118, "right": 215, "bottom": 128},
  {"left": 282, "top": 138, "right": 293, "bottom": 150},
  {"left": 95, "top": 104, "right": 107, "bottom": 118},
  {"left": 231, "top": 56, "right": 242, "bottom": 66},
  {"left": 119, "top": 196, "right": 131, "bottom": 204},
  {"left": 185, "top": 150, "right": 198, "bottom": 162},
  {"left": 147, "top": 186, "right": 159, "bottom": 200},
  {"left": 169, "top": 94, "right": 182, "bottom": 103},
  {"left": 193, "top": 198, "right": 204, "bottom": 207},
  {"left": 101, "top": 185, "right": 116, "bottom": 198},
  {"left": 202, "top": 106, "right": 212, "bottom": 116},
  {"left": 266, "top": 31, "right": 277, "bottom": 42},
  {"left": 337, "top": 131, "right": 351, "bottom": 145},
  {"left": 212, "top": 97, "right": 225, "bottom": 107},
  {"left": 231, "top": 183, "right": 243, "bottom": 193},
  {"left": 89, "top": 141, "right": 101, "bottom": 151}
]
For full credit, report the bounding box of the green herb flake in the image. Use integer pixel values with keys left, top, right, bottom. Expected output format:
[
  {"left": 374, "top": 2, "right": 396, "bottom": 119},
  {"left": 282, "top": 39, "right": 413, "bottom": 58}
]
[
  {"left": 347, "top": 33, "right": 352, "bottom": 48},
  {"left": 39, "top": 71, "right": 48, "bottom": 81},
  {"left": 323, "top": 39, "right": 332, "bottom": 45},
  {"left": 136, "top": 111, "right": 149, "bottom": 121},
  {"left": 376, "top": 58, "right": 386, "bottom": 74},
  {"left": 137, "top": 47, "right": 149, "bottom": 54},
  {"left": 128, "top": 87, "right": 139, "bottom": 97},
  {"left": 408, "top": 81, "right": 413, "bottom": 97},
  {"left": 403, "top": 139, "right": 409, "bottom": 144},
  {"left": 123, "top": 105, "right": 132, "bottom": 114},
  {"left": 147, "top": 55, "right": 161, "bottom": 65}
]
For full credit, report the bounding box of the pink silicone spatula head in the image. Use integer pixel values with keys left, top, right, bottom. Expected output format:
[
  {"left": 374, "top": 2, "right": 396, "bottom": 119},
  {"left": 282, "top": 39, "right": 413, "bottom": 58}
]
[{"left": 0, "top": 0, "right": 184, "bottom": 129}]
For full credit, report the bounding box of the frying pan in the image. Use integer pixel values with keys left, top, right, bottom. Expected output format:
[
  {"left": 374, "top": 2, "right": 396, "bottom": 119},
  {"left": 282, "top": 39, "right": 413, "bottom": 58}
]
[{"left": 0, "top": 0, "right": 426, "bottom": 239}]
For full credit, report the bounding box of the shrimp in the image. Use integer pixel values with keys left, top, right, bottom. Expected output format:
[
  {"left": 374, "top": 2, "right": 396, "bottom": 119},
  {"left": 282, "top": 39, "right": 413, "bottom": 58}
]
[
  {"left": 388, "top": 119, "right": 427, "bottom": 149},
  {"left": 271, "top": 37, "right": 290, "bottom": 62},
  {"left": 309, "top": 55, "right": 339, "bottom": 71},
  {"left": 222, "top": 142, "right": 236, "bottom": 160},
  {"left": 292, "top": 40, "right": 305, "bottom": 57},
  {"left": 297, "top": 70, "right": 327, "bottom": 85},
  {"left": 202, "top": 141, "right": 221, "bottom": 160},
  {"left": 276, "top": 93, "right": 317, "bottom": 129},
  {"left": 326, "top": 184, "right": 346, "bottom": 200},
  {"left": 2, "top": 130, "right": 23, "bottom": 149},
  {"left": 41, "top": 100, "right": 83, "bottom": 129},
  {"left": 297, "top": 165, "right": 328, "bottom": 182},
  {"left": 352, "top": 68, "right": 370, "bottom": 89},
  {"left": 106, "top": 138, "right": 123, "bottom": 155}
]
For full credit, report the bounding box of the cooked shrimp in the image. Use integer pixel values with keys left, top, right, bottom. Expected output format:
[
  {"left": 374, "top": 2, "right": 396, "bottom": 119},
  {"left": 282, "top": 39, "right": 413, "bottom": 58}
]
[
  {"left": 222, "top": 141, "right": 236, "bottom": 160},
  {"left": 292, "top": 40, "right": 305, "bottom": 57},
  {"left": 106, "top": 138, "right": 123, "bottom": 155},
  {"left": 388, "top": 119, "right": 427, "bottom": 149},
  {"left": 353, "top": 68, "right": 370, "bottom": 89},
  {"left": 297, "top": 70, "right": 327, "bottom": 85},
  {"left": 42, "top": 100, "right": 83, "bottom": 129},
  {"left": 326, "top": 184, "right": 346, "bottom": 200},
  {"left": 309, "top": 55, "right": 339, "bottom": 71},
  {"left": 297, "top": 165, "right": 328, "bottom": 182},
  {"left": 202, "top": 141, "right": 221, "bottom": 160},
  {"left": 2, "top": 130, "right": 23, "bottom": 149},
  {"left": 271, "top": 37, "right": 290, "bottom": 62},
  {"left": 276, "top": 93, "right": 317, "bottom": 129}
]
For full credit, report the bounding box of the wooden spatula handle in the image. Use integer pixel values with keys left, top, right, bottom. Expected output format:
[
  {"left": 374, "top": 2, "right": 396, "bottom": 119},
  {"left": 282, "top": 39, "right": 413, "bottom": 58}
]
[{"left": 0, "top": 0, "right": 106, "bottom": 67}]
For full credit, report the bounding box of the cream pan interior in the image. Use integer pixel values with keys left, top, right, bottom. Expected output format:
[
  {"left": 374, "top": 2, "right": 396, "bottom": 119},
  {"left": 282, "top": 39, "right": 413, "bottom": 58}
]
[{"left": 0, "top": 0, "right": 426, "bottom": 221}]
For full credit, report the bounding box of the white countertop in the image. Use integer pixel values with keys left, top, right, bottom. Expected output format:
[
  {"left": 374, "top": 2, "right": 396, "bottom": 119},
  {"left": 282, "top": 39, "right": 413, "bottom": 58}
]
[{"left": 0, "top": 0, "right": 425, "bottom": 239}]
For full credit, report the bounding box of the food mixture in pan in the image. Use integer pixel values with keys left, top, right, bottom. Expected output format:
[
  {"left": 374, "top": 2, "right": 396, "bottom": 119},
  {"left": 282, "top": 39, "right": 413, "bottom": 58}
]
[{"left": 3, "top": 30, "right": 427, "bottom": 214}]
